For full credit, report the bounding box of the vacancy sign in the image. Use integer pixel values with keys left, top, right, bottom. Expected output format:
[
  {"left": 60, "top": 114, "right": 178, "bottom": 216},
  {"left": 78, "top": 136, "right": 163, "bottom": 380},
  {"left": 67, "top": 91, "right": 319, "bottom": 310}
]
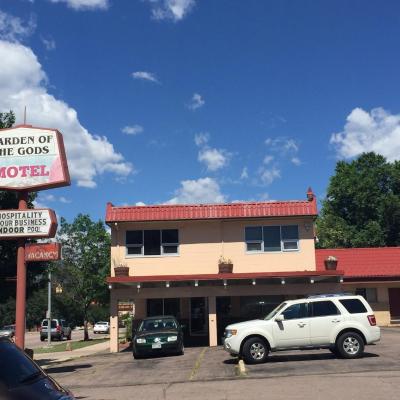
[
  {"left": 0, "top": 125, "right": 70, "bottom": 191},
  {"left": 0, "top": 209, "right": 57, "bottom": 239},
  {"left": 25, "top": 243, "right": 61, "bottom": 262}
]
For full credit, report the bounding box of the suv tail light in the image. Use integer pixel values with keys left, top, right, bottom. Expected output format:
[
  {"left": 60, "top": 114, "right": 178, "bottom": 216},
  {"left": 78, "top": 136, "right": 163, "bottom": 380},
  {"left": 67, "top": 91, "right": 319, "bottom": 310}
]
[
  {"left": 56, "top": 325, "right": 62, "bottom": 332},
  {"left": 367, "top": 315, "right": 376, "bottom": 326}
]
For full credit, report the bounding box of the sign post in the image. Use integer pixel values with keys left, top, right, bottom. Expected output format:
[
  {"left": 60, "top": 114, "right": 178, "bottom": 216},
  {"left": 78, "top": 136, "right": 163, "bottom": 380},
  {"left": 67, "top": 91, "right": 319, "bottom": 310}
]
[{"left": 0, "top": 124, "right": 70, "bottom": 350}]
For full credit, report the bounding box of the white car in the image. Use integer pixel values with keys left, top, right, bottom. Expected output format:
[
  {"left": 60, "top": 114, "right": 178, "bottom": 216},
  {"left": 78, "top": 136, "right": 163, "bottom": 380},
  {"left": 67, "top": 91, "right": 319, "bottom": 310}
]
[
  {"left": 224, "top": 294, "right": 381, "bottom": 364},
  {"left": 93, "top": 321, "right": 110, "bottom": 334}
]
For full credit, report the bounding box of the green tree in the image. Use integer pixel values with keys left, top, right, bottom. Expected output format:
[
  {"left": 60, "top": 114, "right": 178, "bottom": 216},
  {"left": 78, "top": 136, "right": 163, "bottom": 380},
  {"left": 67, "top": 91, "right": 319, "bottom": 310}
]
[
  {"left": 317, "top": 152, "right": 400, "bottom": 248},
  {"left": 0, "top": 110, "right": 15, "bottom": 129},
  {"left": 54, "top": 214, "right": 110, "bottom": 340}
]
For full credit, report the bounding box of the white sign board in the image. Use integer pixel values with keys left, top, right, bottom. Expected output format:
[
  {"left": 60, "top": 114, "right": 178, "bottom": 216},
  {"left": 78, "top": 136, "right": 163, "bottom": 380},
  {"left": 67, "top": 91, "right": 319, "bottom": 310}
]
[
  {"left": 0, "top": 209, "right": 57, "bottom": 238},
  {"left": 0, "top": 126, "right": 70, "bottom": 190}
]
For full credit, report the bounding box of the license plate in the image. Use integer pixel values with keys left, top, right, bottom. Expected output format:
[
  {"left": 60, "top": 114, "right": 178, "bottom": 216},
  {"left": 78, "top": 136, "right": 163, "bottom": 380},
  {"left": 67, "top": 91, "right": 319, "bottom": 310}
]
[{"left": 152, "top": 343, "right": 162, "bottom": 349}]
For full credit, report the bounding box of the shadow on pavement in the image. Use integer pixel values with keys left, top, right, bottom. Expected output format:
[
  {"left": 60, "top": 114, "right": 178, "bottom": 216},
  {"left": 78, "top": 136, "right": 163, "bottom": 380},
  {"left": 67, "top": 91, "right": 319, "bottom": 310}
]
[{"left": 44, "top": 364, "right": 93, "bottom": 374}]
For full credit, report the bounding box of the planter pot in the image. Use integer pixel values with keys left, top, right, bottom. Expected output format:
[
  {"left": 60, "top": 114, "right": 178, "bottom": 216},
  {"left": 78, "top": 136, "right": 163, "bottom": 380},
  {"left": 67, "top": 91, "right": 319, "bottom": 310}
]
[
  {"left": 218, "top": 263, "right": 233, "bottom": 273},
  {"left": 114, "top": 266, "right": 129, "bottom": 277},
  {"left": 324, "top": 260, "right": 338, "bottom": 270}
]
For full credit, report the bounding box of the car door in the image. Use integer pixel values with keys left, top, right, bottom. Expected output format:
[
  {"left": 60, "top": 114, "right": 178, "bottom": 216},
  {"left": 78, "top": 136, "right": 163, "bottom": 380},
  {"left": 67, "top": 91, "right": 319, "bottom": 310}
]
[
  {"left": 308, "top": 300, "right": 342, "bottom": 346},
  {"left": 272, "top": 302, "right": 311, "bottom": 348}
]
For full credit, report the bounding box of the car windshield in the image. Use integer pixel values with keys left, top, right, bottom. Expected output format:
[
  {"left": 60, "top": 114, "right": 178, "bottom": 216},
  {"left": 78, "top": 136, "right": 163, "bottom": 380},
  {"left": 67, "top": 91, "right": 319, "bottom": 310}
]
[
  {"left": 0, "top": 340, "right": 43, "bottom": 389},
  {"left": 139, "top": 318, "right": 178, "bottom": 331},
  {"left": 264, "top": 302, "right": 287, "bottom": 320},
  {"left": 1, "top": 326, "right": 13, "bottom": 331},
  {"left": 97, "top": 322, "right": 108, "bottom": 325}
]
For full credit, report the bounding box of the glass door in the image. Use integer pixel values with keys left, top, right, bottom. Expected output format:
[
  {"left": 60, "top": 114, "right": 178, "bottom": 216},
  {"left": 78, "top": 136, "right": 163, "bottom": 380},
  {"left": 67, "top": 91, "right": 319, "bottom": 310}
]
[{"left": 190, "top": 297, "right": 208, "bottom": 336}]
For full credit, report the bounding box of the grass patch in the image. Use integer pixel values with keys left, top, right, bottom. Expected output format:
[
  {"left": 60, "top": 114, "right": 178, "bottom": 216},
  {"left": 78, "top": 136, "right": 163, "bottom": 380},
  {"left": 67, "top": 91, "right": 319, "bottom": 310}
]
[{"left": 34, "top": 338, "right": 108, "bottom": 354}]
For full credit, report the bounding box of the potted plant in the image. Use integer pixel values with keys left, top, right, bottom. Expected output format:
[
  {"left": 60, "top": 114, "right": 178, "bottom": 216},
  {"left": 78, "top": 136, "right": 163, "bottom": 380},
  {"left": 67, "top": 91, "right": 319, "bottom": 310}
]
[
  {"left": 218, "top": 256, "right": 233, "bottom": 273},
  {"left": 324, "top": 255, "right": 338, "bottom": 270},
  {"left": 114, "top": 262, "right": 129, "bottom": 277}
]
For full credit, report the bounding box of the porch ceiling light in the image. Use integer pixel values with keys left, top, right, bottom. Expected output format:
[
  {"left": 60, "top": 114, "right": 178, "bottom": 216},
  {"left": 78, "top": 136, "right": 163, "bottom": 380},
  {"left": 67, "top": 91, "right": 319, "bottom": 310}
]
[
  {"left": 339, "top": 277, "right": 344, "bottom": 283},
  {"left": 252, "top": 279, "right": 256, "bottom": 286},
  {"left": 166, "top": 281, "right": 170, "bottom": 288},
  {"left": 137, "top": 283, "right": 141, "bottom": 292},
  {"left": 281, "top": 279, "right": 285, "bottom": 285},
  {"left": 194, "top": 280, "right": 199, "bottom": 287},
  {"left": 310, "top": 278, "right": 315, "bottom": 284},
  {"left": 223, "top": 279, "right": 227, "bottom": 289},
  {"left": 108, "top": 284, "right": 113, "bottom": 290}
]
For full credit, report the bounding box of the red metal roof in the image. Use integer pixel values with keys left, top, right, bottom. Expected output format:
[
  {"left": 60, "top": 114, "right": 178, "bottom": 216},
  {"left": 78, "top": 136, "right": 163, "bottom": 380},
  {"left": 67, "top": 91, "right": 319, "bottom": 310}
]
[
  {"left": 107, "top": 270, "right": 341, "bottom": 284},
  {"left": 316, "top": 248, "right": 400, "bottom": 278},
  {"left": 105, "top": 194, "right": 317, "bottom": 223}
]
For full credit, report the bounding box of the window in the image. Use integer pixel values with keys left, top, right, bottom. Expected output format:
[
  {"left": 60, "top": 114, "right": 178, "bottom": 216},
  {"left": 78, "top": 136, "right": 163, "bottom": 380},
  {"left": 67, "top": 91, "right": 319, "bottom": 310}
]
[
  {"left": 311, "top": 301, "right": 340, "bottom": 317},
  {"left": 126, "top": 229, "right": 179, "bottom": 256},
  {"left": 355, "top": 288, "right": 377, "bottom": 303},
  {"left": 339, "top": 299, "right": 368, "bottom": 314},
  {"left": 245, "top": 225, "right": 299, "bottom": 252},
  {"left": 281, "top": 302, "right": 308, "bottom": 320}
]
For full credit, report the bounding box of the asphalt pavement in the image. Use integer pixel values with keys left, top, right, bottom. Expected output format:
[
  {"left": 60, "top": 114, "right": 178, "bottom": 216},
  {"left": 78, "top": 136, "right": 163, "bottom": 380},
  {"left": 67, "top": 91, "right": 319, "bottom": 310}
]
[{"left": 49, "top": 327, "right": 400, "bottom": 400}]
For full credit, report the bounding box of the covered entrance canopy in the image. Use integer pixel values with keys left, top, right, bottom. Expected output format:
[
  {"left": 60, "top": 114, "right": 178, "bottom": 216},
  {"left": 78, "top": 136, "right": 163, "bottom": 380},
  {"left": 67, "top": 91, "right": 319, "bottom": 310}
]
[{"left": 107, "top": 270, "right": 344, "bottom": 351}]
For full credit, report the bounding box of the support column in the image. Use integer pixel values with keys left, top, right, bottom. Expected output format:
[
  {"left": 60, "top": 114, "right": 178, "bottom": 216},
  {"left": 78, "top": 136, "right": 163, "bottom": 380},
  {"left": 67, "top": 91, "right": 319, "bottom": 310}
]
[
  {"left": 110, "top": 289, "right": 119, "bottom": 353},
  {"left": 208, "top": 295, "right": 217, "bottom": 347}
]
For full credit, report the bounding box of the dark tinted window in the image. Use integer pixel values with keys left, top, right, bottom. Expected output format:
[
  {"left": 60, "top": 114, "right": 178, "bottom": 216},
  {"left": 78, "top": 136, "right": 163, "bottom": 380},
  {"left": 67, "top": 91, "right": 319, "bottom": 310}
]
[
  {"left": 41, "top": 320, "right": 57, "bottom": 328},
  {"left": 162, "top": 229, "right": 178, "bottom": 244},
  {"left": 311, "top": 301, "right": 340, "bottom": 317},
  {"left": 282, "top": 303, "right": 307, "bottom": 320},
  {"left": 245, "top": 227, "right": 262, "bottom": 241},
  {"left": 126, "top": 230, "right": 143, "bottom": 245},
  {"left": 339, "top": 299, "right": 368, "bottom": 314},
  {"left": 144, "top": 230, "right": 161, "bottom": 255},
  {"left": 0, "top": 340, "right": 42, "bottom": 389},
  {"left": 281, "top": 225, "right": 299, "bottom": 240},
  {"left": 263, "top": 226, "right": 281, "bottom": 251}
]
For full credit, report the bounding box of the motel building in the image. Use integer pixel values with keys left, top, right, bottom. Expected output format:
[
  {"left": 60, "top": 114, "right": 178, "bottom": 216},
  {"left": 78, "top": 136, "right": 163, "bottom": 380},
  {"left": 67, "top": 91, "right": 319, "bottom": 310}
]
[{"left": 106, "top": 189, "right": 400, "bottom": 352}]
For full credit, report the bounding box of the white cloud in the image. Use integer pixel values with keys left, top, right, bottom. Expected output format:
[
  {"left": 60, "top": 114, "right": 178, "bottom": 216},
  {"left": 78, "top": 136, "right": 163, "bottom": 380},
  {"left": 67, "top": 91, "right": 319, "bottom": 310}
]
[
  {"left": 194, "top": 132, "right": 209, "bottom": 146},
  {"left": 291, "top": 157, "right": 301, "bottom": 166},
  {"left": 265, "top": 137, "right": 299, "bottom": 154},
  {"left": 259, "top": 166, "right": 281, "bottom": 185},
  {"left": 198, "top": 148, "right": 231, "bottom": 172},
  {"left": 240, "top": 167, "right": 248, "bottom": 180},
  {"left": 187, "top": 93, "right": 204, "bottom": 110},
  {"left": 131, "top": 71, "right": 159, "bottom": 83},
  {"left": 135, "top": 201, "right": 146, "bottom": 206},
  {"left": 48, "top": 0, "right": 109, "bottom": 10},
  {"left": 0, "top": 40, "right": 133, "bottom": 188},
  {"left": 0, "top": 10, "right": 36, "bottom": 43},
  {"left": 330, "top": 107, "right": 400, "bottom": 162},
  {"left": 263, "top": 155, "right": 274, "bottom": 165},
  {"left": 59, "top": 196, "right": 71, "bottom": 203},
  {"left": 41, "top": 36, "right": 56, "bottom": 51},
  {"left": 146, "top": 0, "right": 196, "bottom": 22},
  {"left": 168, "top": 177, "right": 226, "bottom": 204},
  {"left": 122, "top": 125, "right": 143, "bottom": 135}
]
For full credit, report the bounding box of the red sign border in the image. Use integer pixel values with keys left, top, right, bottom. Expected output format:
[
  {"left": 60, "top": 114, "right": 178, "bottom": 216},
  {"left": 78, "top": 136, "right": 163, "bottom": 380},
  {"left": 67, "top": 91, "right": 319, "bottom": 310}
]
[
  {"left": 0, "top": 125, "right": 71, "bottom": 191},
  {"left": 0, "top": 208, "right": 58, "bottom": 240},
  {"left": 25, "top": 242, "right": 61, "bottom": 262}
]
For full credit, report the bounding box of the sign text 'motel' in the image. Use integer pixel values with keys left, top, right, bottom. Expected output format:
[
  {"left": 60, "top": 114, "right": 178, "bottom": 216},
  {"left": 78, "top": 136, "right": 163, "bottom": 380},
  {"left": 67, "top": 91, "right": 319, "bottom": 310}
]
[
  {"left": 0, "top": 209, "right": 57, "bottom": 239},
  {"left": 0, "top": 125, "right": 70, "bottom": 191}
]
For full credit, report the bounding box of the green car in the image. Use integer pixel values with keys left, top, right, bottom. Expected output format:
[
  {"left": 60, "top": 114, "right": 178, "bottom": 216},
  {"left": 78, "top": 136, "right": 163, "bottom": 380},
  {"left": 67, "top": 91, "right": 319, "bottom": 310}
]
[{"left": 132, "top": 316, "right": 184, "bottom": 359}]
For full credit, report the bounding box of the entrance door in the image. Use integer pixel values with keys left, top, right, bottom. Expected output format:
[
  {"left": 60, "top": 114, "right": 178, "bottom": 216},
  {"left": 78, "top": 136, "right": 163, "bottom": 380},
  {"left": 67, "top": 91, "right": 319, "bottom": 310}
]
[
  {"left": 190, "top": 297, "right": 208, "bottom": 336},
  {"left": 388, "top": 288, "right": 400, "bottom": 321}
]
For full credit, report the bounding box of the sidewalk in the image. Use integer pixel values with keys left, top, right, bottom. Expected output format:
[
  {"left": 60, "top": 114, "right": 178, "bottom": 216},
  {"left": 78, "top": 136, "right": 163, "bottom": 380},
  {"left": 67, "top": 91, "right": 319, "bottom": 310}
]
[{"left": 34, "top": 340, "right": 110, "bottom": 366}]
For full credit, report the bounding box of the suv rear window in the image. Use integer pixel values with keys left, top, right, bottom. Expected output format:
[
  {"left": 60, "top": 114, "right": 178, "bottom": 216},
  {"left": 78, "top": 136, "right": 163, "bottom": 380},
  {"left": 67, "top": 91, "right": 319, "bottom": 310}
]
[
  {"left": 339, "top": 299, "right": 368, "bottom": 314},
  {"left": 311, "top": 301, "right": 340, "bottom": 317},
  {"left": 41, "top": 320, "right": 57, "bottom": 328}
]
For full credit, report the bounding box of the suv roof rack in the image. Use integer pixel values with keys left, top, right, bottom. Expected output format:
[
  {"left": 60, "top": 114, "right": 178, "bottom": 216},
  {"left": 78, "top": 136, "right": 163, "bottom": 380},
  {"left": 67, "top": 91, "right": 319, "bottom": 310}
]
[{"left": 307, "top": 293, "right": 354, "bottom": 299}]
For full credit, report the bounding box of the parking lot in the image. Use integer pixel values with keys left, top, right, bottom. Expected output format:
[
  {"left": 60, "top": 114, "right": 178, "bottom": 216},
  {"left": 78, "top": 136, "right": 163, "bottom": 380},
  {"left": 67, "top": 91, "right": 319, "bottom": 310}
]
[{"left": 48, "top": 328, "right": 400, "bottom": 399}]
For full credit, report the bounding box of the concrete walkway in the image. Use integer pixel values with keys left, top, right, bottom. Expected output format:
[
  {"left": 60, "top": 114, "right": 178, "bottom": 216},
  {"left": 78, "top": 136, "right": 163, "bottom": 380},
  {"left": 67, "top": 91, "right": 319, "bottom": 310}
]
[{"left": 34, "top": 340, "right": 110, "bottom": 365}]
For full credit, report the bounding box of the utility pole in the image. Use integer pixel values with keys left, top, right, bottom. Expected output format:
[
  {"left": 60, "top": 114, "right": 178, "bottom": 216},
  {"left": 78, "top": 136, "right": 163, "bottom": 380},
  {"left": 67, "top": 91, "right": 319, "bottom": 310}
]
[{"left": 47, "top": 270, "right": 52, "bottom": 346}]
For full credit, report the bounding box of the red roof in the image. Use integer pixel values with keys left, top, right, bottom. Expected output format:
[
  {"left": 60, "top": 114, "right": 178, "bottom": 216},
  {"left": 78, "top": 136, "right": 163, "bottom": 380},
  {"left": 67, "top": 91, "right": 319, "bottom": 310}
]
[
  {"left": 105, "top": 195, "right": 317, "bottom": 223},
  {"left": 316, "top": 248, "right": 400, "bottom": 278},
  {"left": 107, "top": 270, "right": 341, "bottom": 284}
]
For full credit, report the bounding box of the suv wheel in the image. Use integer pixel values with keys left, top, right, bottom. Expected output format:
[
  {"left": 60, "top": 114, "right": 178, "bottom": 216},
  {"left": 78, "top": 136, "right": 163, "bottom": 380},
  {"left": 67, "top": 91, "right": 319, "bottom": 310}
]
[
  {"left": 242, "top": 337, "right": 269, "bottom": 364},
  {"left": 336, "top": 332, "right": 364, "bottom": 359}
]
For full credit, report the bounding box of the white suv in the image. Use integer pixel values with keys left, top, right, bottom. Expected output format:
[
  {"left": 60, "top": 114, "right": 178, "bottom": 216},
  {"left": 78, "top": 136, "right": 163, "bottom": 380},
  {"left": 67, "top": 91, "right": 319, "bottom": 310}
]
[{"left": 223, "top": 294, "right": 380, "bottom": 364}]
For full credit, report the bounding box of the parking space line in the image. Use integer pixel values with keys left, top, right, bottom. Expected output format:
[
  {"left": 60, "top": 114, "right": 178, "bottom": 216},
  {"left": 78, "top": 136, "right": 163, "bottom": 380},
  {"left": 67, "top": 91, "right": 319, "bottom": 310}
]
[{"left": 189, "top": 348, "right": 207, "bottom": 381}]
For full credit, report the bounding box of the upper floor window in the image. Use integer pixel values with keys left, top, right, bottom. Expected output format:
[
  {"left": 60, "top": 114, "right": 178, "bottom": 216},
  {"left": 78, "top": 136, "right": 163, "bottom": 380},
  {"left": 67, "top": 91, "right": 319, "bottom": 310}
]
[
  {"left": 245, "top": 225, "right": 299, "bottom": 252},
  {"left": 126, "top": 229, "right": 179, "bottom": 256}
]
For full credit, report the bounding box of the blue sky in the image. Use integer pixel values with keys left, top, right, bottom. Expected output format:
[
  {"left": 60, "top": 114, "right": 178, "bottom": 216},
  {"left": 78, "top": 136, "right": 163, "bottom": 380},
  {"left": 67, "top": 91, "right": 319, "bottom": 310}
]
[{"left": 1, "top": 0, "right": 400, "bottom": 222}]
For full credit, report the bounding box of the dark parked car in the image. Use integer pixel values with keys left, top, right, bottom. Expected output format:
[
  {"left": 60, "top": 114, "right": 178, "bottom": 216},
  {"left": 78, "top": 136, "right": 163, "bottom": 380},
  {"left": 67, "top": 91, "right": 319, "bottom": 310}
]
[
  {"left": 132, "top": 316, "right": 184, "bottom": 359},
  {"left": 0, "top": 337, "right": 75, "bottom": 400},
  {"left": 40, "top": 319, "right": 72, "bottom": 342}
]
